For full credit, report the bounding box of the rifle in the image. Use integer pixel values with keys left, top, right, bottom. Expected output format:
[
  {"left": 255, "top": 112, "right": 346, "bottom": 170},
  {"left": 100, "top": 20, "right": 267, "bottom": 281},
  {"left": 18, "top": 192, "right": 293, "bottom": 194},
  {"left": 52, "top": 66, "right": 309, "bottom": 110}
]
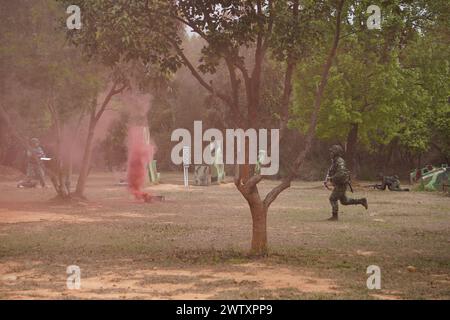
[
  {"left": 323, "top": 162, "right": 332, "bottom": 190},
  {"left": 363, "top": 184, "right": 381, "bottom": 189}
]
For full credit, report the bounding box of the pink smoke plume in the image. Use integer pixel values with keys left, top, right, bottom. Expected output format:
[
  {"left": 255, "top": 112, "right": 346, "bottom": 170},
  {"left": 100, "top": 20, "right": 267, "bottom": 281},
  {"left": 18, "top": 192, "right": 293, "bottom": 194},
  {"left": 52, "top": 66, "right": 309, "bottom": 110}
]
[{"left": 127, "top": 126, "right": 154, "bottom": 202}]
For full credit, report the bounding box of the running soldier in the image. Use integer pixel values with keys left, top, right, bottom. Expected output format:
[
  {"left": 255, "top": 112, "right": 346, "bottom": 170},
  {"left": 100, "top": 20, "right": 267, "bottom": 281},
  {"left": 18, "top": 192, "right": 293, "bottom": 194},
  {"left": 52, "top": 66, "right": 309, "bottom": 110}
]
[{"left": 324, "top": 145, "right": 368, "bottom": 221}]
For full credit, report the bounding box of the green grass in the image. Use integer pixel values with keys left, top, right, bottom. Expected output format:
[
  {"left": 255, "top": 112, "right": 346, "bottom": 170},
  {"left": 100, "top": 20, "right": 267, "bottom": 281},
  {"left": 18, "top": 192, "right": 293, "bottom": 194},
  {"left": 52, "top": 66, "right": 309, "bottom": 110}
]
[{"left": 0, "top": 172, "right": 449, "bottom": 299}]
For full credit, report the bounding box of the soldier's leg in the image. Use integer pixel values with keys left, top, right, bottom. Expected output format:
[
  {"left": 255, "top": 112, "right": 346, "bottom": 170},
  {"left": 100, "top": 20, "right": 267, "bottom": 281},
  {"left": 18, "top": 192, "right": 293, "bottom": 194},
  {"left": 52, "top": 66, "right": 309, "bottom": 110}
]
[
  {"left": 340, "top": 193, "right": 368, "bottom": 209},
  {"left": 328, "top": 189, "right": 341, "bottom": 221},
  {"left": 379, "top": 182, "right": 387, "bottom": 190},
  {"left": 36, "top": 165, "right": 46, "bottom": 188},
  {"left": 26, "top": 164, "right": 34, "bottom": 180},
  {"left": 389, "top": 183, "right": 409, "bottom": 191},
  {"left": 17, "top": 167, "right": 33, "bottom": 188},
  {"left": 387, "top": 183, "right": 395, "bottom": 191}
]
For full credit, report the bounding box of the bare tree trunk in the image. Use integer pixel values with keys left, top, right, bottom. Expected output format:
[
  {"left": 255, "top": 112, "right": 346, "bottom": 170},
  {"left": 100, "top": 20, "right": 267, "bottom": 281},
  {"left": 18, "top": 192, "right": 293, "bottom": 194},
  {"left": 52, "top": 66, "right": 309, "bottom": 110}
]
[
  {"left": 382, "top": 140, "right": 396, "bottom": 174},
  {"left": 263, "top": 0, "right": 345, "bottom": 206},
  {"left": 56, "top": 124, "right": 70, "bottom": 198},
  {"left": 63, "top": 111, "right": 85, "bottom": 194},
  {"left": 74, "top": 81, "right": 127, "bottom": 198},
  {"left": 75, "top": 114, "right": 95, "bottom": 197},
  {"left": 250, "top": 198, "right": 268, "bottom": 255},
  {"left": 172, "top": 0, "right": 344, "bottom": 255},
  {"left": 235, "top": 163, "right": 268, "bottom": 255},
  {"left": 46, "top": 95, "right": 73, "bottom": 200}
]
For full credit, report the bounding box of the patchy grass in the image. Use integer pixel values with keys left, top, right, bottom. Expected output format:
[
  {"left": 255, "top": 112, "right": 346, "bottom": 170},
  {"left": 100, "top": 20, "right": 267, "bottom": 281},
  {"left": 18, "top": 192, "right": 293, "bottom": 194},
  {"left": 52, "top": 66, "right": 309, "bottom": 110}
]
[{"left": 0, "top": 172, "right": 449, "bottom": 299}]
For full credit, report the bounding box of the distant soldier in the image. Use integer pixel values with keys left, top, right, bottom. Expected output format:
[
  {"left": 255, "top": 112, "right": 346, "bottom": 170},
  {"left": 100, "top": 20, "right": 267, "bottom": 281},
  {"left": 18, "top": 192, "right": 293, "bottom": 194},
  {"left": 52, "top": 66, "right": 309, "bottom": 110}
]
[
  {"left": 376, "top": 174, "right": 409, "bottom": 191},
  {"left": 18, "top": 138, "right": 47, "bottom": 188},
  {"left": 324, "top": 145, "right": 368, "bottom": 221}
]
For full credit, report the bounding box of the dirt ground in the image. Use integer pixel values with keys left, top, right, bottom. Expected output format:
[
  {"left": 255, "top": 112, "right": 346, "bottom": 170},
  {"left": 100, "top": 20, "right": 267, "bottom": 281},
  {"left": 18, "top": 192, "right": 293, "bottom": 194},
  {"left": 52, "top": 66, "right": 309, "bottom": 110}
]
[{"left": 0, "top": 172, "right": 449, "bottom": 300}]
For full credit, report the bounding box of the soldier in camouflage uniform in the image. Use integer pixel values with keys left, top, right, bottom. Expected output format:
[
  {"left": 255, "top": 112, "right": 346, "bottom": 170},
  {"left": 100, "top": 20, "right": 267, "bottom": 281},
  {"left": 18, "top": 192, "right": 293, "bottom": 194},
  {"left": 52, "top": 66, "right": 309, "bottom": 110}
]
[
  {"left": 18, "top": 138, "right": 46, "bottom": 188},
  {"left": 375, "top": 175, "right": 409, "bottom": 191},
  {"left": 324, "top": 145, "right": 368, "bottom": 221}
]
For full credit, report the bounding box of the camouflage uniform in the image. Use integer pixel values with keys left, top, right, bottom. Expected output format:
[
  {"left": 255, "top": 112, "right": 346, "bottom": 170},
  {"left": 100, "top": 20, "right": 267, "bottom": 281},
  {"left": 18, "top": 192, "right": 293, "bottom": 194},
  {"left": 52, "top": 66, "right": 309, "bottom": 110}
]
[
  {"left": 376, "top": 175, "right": 409, "bottom": 191},
  {"left": 326, "top": 145, "right": 367, "bottom": 220},
  {"left": 26, "top": 138, "right": 46, "bottom": 187}
]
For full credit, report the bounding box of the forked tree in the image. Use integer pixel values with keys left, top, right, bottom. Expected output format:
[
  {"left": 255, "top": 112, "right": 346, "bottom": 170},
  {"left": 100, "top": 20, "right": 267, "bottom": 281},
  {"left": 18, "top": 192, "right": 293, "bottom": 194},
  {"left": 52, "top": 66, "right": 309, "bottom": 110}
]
[{"left": 64, "top": 0, "right": 345, "bottom": 254}]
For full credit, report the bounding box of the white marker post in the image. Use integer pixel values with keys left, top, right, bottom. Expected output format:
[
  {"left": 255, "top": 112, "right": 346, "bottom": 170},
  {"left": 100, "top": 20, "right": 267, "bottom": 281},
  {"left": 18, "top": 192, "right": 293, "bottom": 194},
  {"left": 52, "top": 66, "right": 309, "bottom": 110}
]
[{"left": 182, "top": 146, "right": 190, "bottom": 188}]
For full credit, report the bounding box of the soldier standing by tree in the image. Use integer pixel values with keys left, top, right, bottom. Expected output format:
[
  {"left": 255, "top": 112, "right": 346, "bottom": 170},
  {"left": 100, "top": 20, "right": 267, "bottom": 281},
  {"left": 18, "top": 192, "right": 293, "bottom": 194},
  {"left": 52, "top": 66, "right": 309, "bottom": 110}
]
[
  {"left": 324, "top": 145, "right": 368, "bottom": 221},
  {"left": 18, "top": 138, "right": 47, "bottom": 188}
]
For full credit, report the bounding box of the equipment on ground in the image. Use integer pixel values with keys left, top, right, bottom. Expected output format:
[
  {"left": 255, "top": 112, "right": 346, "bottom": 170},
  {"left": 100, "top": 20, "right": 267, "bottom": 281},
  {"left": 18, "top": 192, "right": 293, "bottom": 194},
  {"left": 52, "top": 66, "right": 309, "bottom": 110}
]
[
  {"left": 255, "top": 150, "right": 266, "bottom": 175},
  {"left": 182, "top": 146, "right": 190, "bottom": 187},
  {"left": 416, "top": 164, "right": 449, "bottom": 192},
  {"left": 142, "top": 126, "right": 160, "bottom": 184},
  {"left": 147, "top": 160, "right": 160, "bottom": 184},
  {"left": 211, "top": 142, "right": 225, "bottom": 184},
  {"left": 194, "top": 165, "right": 211, "bottom": 186},
  {"left": 192, "top": 142, "right": 226, "bottom": 186},
  {"left": 410, "top": 164, "right": 435, "bottom": 184}
]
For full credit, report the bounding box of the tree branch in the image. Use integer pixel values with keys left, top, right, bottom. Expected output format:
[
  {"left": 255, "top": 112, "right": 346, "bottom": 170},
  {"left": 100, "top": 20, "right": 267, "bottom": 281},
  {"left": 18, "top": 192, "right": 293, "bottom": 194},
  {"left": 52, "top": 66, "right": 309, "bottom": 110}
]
[
  {"left": 263, "top": 0, "right": 346, "bottom": 208},
  {"left": 166, "top": 36, "right": 234, "bottom": 109},
  {"left": 94, "top": 81, "right": 127, "bottom": 123},
  {"left": 279, "top": 0, "right": 300, "bottom": 137},
  {"left": 224, "top": 57, "right": 244, "bottom": 126},
  {"left": 262, "top": 0, "right": 275, "bottom": 51}
]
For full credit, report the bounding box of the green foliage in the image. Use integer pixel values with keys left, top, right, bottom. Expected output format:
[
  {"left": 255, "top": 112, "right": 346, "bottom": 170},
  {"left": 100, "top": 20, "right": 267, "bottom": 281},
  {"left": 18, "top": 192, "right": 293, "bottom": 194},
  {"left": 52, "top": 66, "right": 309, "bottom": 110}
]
[
  {"left": 60, "top": 0, "right": 181, "bottom": 74},
  {"left": 291, "top": 0, "right": 449, "bottom": 160},
  {"left": 0, "top": 0, "right": 101, "bottom": 135}
]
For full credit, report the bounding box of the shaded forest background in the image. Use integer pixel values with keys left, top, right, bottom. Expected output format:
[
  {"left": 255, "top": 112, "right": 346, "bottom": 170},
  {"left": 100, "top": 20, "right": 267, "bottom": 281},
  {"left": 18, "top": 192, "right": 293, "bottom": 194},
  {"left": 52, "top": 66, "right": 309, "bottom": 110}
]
[{"left": 1, "top": 0, "right": 449, "bottom": 182}]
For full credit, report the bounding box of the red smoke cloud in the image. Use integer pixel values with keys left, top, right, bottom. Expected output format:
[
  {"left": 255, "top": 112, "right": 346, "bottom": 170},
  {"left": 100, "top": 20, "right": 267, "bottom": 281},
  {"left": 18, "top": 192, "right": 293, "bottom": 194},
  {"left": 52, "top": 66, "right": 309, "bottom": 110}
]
[{"left": 127, "top": 126, "right": 154, "bottom": 202}]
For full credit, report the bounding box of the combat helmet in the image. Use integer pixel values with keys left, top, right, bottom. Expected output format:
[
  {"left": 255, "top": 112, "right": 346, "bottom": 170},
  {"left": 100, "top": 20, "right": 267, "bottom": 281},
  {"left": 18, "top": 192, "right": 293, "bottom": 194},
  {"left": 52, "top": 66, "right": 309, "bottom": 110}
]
[
  {"left": 30, "top": 137, "right": 40, "bottom": 146},
  {"left": 329, "top": 145, "right": 344, "bottom": 158}
]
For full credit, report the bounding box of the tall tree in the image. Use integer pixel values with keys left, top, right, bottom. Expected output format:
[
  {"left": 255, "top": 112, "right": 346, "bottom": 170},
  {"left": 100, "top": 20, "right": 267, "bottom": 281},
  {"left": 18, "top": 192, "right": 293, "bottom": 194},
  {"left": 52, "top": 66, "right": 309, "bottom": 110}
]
[
  {"left": 0, "top": 0, "right": 127, "bottom": 199},
  {"left": 63, "top": 0, "right": 346, "bottom": 254},
  {"left": 0, "top": 0, "right": 94, "bottom": 197},
  {"left": 292, "top": 0, "right": 449, "bottom": 174}
]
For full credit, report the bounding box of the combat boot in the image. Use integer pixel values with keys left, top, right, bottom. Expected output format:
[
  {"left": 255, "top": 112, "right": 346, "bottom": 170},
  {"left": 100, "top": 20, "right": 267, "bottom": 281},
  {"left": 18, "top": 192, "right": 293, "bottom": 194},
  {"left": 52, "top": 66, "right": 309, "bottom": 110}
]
[
  {"left": 327, "top": 212, "right": 338, "bottom": 221},
  {"left": 360, "top": 198, "right": 368, "bottom": 210}
]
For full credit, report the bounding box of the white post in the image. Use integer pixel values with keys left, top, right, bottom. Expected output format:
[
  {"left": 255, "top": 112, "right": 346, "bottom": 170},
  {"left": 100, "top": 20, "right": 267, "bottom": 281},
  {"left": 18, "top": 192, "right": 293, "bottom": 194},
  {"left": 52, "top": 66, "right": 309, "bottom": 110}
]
[{"left": 182, "top": 146, "right": 190, "bottom": 188}]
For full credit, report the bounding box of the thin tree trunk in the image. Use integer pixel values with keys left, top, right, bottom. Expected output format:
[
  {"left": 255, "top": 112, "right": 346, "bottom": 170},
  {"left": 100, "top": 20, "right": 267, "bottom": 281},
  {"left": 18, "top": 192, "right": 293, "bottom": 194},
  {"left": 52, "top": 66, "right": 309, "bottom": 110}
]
[
  {"left": 64, "top": 110, "right": 86, "bottom": 194},
  {"left": 382, "top": 140, "right": 396, "bottom": 174},
  {"left": 73, "top": 81, "right": 127, "bottom": 198},
  {"left": 250, "top": 199, "right": 268, "bottom": 255},
  {"left": 56, "top": 123, "right": 69, "bottom": 198},
  {"left": 262, "top": 0, "right": 345, "bottom": 208},
  {"left": 237, "top": 170, "right": 268, "bottom": 255},
  {"left": 235, "top": 0, "right": 345, "bottom": 255},
  {"left": 346, "top": 123, "right": 358, "bottom": 174},
  {"left": 75, "top": 117, "right": 95, "bottom": 197}
]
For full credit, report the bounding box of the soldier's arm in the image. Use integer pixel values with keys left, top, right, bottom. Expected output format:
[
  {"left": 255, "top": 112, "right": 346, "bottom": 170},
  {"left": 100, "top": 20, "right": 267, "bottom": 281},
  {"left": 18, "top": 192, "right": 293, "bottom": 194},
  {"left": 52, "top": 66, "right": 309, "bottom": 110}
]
[
  {"left": 324, "top": 161, "right": 334, "bottom": 181},
  {"left": 325, "top": 167, "right": 331, "bottom": 181},
  {"left": 37, "top": 147, "right": 46, "bottom": 158},
  {"left": 329, "top": 158, "right": 347, "bottom": 180}
]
